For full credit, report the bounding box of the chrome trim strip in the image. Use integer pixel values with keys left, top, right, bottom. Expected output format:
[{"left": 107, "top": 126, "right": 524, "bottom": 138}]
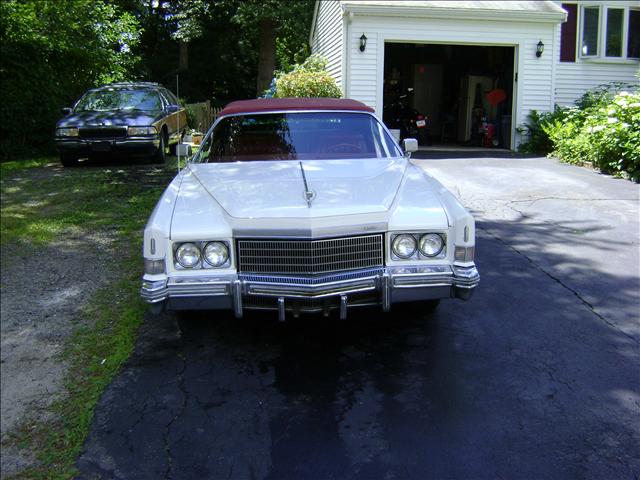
[
  {"left": 340, "top": 295, "right": 347, "bottom": 320},
  {"left": 233, "top": 223, "right": 388, "bottom": 239},
  {"left": 233, "top": 280, "right": 243, "bottom": 318},
  {"left": 246, "top": 283, "right": 377, "bottom": 299},
  {"left": 381, "top": 272, "right": 391, "bottom": 312},
  {"left": 240, "top": 268, "right": 383, "bottom": 285},
  {"left": 278, "top": 297, "right": 285, "bottom": 322},
  {"left": 140, "top": 264, "right": 480, "bottom": 312}
]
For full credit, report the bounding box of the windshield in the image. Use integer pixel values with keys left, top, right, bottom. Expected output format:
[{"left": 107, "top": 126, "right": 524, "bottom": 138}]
[
  {"left": 75, "top": 89, "right": 162, "bottom": 112},
  {"left": 192, "top": 112, "right": 401, "bottom": 162}
]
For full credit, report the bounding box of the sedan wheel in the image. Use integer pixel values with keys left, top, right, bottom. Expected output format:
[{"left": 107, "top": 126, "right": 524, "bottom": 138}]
[{"left": 152, "top": 134, "right": 166, "bottom": 164}]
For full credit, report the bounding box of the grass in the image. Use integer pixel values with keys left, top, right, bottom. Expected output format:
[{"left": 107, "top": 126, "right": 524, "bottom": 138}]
[{"left": 1, "top": 156, "right": 176, "bottom": 479}]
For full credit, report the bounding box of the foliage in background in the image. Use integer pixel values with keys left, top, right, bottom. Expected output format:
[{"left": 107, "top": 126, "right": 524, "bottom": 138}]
[
  {"left": 515, "top": 109, "right": 559, "bottom": 154},
  {"left": 544, "top": 91, "right": 640, "bottom": 181},
  {"left": 0, "top": 0, "right": 141, "bottom": 159},
  {"left": 0, "top": 0, "right": 315, "bottom": 160},
  {"left": 272, "top": 55, "right": 342, "bottom": 98},
  {"left": 230, "top": 0, "right": 315, "bottom": 94},
  {"left": 517, "top": 82, "right": 640, "bottom": 181}
]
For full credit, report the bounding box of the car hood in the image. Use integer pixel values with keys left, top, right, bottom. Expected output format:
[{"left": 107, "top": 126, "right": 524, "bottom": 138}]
[
  {"left": 189, "top": 158, "right": 408, "bottom": 218},
  {"left": 57, "top": 109, "right": 163, "bottom": 127},
  {"left": 170, "top": 159, "right": 450, "bottom": 239}
]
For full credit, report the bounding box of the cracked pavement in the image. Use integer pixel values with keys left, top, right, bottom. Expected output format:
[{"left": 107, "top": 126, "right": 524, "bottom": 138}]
[{"left": 76, "top": 155, "right": 639, "bottom": 479}]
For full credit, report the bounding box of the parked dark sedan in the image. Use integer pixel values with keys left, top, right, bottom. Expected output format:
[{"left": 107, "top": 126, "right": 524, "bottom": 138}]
[{"left": 55, "top": 82, "right": 187, "bottom": 166}]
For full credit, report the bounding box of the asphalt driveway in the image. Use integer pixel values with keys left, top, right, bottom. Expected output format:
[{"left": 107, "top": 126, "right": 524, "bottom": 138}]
[{"left": 76, "top": 155, "right": 639, "bottom": 479}]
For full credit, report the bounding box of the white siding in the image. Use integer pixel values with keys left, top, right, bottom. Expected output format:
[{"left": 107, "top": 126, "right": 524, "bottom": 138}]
[
  {"left": 555, "top": 63, "right": 639, "bottom": 106},
  {"left": 346, "top": 15, "right": 556, "bottom": 147},
  {"left": 552, "top": 23, "right": 639, "bottom": 106},
  {"left": 311, "top": 0, "right": 344, "bottom": 91}
]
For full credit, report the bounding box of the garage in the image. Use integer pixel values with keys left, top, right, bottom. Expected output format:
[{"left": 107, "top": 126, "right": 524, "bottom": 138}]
[
  {"left": 311, "top": 1, "right": 571, "bottom": 150},
  {"left": 383, "top": 43, "right": 515, "bottom": 148}
]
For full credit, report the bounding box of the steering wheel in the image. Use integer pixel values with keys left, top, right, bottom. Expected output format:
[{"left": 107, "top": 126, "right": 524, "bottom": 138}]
[{"left": 326, "top": 143, "right": 364, "bottom": 154}]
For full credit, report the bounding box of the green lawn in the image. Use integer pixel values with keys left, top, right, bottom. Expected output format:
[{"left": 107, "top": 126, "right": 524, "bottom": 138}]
[{"left": 1, "top": 157, "right": 176, "bottom": 479}]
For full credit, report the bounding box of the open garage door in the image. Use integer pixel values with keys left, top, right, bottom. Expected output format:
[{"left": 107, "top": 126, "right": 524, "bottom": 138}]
[{"left": 383, "top": 43, "right": 515, "bottom": 149}]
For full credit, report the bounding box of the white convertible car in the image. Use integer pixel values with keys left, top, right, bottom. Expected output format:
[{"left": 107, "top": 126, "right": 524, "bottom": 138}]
[{"left": 141, "top": 98, "right": 479, "bottom": 320}]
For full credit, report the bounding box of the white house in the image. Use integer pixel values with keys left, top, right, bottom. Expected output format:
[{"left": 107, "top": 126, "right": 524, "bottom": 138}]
[{"left": 310, "top": 0, "right": 639, "bottom": 149}]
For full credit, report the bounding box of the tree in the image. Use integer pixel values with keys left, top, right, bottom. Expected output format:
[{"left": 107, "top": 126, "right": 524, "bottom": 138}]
[
  {"left": 230, "top": 0, "right": 315, "bottom": 95},
  {"left": 0, "top": 0, "right": 142, "bottom": 158}
]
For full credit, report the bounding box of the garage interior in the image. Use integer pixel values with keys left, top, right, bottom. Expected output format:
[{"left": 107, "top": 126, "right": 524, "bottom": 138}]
[{"left": 383, "top": 43, "right": 515, "bottom": 148}]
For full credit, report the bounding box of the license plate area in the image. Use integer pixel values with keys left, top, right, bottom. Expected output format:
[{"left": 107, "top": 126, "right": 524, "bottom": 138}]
[
  {"left": 416, "top": 120, "right": 426, "bottom": 127},
  {"left": 92, "top": 141, "right": 112, "bottom": 152}
]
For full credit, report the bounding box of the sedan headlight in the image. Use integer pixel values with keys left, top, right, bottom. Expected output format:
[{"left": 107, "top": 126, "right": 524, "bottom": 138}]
[
  {"left": 175, "top": 242, "right": 201, "bottom": 268},
  {"left": 127, "top": 126, "right": 157, "bottom": 136},
  {"left": 203, "top": 241, "right": 229, "bottom": 267},
  {"left": 56, "top": 127, "right": 79, "bottom": 137},
  {"left": 419, "top": 234, "right": 444, "bottom": 257},
  {"left": 392, "top": 234, "right": 417, "bottom": 259}
]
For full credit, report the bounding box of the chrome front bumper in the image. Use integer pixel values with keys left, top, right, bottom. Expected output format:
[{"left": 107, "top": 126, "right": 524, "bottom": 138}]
[{"left": 141, "top": 265, "right": 479, "bottom": 319}]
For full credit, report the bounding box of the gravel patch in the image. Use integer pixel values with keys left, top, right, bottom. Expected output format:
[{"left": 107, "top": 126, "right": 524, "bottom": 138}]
[
  {"left": 0, "top": 159, "right": 173, "bottom": 478},
  {"left": 0, "top": 233, "right": 118, "bottom": 477}
]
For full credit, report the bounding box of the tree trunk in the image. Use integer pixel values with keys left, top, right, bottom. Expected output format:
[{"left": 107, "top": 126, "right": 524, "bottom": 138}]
[
  {"left": 179, "top": 39, "right": 189, "bottom": 71},
  {"left": 256, "top": 19, "right": 277, "bottom": 95}
]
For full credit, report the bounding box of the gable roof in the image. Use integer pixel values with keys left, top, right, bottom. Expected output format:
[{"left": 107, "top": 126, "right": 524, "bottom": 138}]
[
  {"left": 342, "top": 0, "right": 565, "bottom": 15},
  {"left": 310, "top": 0, "right": 566, "bottom": 40},
  {"left": 220, "top": 98, "right": 374, "bottom": 116}
]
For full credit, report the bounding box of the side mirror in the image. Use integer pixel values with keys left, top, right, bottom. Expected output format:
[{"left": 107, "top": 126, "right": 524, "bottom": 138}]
[
  {"left": 166, "top": 104, "right": 180, "bottom": 114},
  {"left": 61, "top": 107, "right": 72, "bottom": 115},
  {"left": 403, "top": 138, "right": 418, "bottom": 154}
]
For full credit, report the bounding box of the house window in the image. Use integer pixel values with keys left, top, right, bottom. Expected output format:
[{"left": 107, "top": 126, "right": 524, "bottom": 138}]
[
  {"left": 581, "top": 6, "right": 600, "bottom": 56},
  {"left": 579, "top": 5, "right": 639, "bottom": 61},
  {"left": 605, "top": 8, "right": 624, "bottom": 57},
  {"left": 629, "top": 9, "right": 640, "bottom": 58}
]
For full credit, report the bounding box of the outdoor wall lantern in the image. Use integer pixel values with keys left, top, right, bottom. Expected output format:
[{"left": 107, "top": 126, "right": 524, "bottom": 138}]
[
  {"left": 360, "top": 34, "right": 367, "bottom": 52},
  {"left": 536, "top": 40, "right": 545, "bottom": 58}
]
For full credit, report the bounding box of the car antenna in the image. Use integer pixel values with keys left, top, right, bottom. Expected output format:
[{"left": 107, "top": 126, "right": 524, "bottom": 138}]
[{"left": 176, "top": 73, "right": 181, "bottom": 173}]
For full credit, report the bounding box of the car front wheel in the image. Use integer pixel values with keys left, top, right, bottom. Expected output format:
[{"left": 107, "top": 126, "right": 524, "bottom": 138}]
[{"left": 153, "top": 133, "right": 166, "bottom": 164}]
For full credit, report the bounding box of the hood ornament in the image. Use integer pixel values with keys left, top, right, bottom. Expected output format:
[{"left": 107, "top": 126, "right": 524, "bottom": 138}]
[{"left": 298, "top": 161, "right": 315, "bottom": 208}]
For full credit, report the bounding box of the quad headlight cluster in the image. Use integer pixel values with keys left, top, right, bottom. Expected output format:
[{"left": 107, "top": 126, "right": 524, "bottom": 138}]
[
  {"left": 391, "top": 233, "right": 445, "bottom": 260},
  {"left": 174, "top": 241, "right": 230, "bottom": 269}
]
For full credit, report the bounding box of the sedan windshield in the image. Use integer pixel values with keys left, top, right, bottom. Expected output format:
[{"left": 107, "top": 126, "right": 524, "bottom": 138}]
[
  {"left": 193, "top": 112, "right": 401, "bottom": 162},
  {"left": 75, "top": 90, "right": 162, "bottom": 112}
]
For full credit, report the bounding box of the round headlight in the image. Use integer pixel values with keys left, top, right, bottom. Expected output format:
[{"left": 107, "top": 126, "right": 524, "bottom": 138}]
[
  {"left": 203, "top": 241, "right": 229, "bottom": 267},
  {"left": 175, "top": 242, "right": 201, "bottom": 268},
  {"left": 419, "top": 234, "right": 444, "bottom": 257},
  {"left": 392, "top": 234, "right": 417, "bottom": 259}
]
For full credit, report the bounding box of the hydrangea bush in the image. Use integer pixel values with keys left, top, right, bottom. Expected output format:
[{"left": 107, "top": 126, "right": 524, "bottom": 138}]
[
  {"left": 270, "top": 54, "right": 342, "bottom": 99},
  {"left": 519, "top": 82, "right": 640, "bottom": 181}
]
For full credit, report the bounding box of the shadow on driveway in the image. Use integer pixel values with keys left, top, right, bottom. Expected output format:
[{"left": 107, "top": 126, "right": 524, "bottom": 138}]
[{"left": 76, "top": 220, "right": 639, "bottom": 479}]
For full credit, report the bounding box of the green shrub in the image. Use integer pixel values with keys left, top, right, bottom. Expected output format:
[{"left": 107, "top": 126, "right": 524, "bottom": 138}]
[
  {"left": 583, "top": 91, "right": 640, "bottom": 179},
  {"left": 519, "top": 82, "right": 639, "bottom": 181},
  {"left": 517, "top": 109, "right": 566, "bottom": 154},
  {"left": 272, "top": 54, "right": 341, "bottom": 98}
]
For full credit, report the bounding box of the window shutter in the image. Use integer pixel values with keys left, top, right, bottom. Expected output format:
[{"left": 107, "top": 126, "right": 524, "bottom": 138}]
[{"left": 560, "top": 4, "right": 578, "bottom": 62}]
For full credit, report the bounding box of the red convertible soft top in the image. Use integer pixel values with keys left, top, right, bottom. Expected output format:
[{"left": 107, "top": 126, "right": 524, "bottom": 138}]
[{"left": 219, "top": 98, "right": 375, "bottom": 116}]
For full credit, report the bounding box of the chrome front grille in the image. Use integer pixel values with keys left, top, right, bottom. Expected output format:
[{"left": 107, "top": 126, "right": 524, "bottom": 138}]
[{"left": 237, "top": 234, "right": 384, "bottom": 275}]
